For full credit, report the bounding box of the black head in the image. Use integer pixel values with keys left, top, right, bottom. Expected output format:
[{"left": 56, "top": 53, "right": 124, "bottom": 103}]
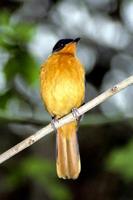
[{"left": 52, "top": 37, "right": 80, "bottom": 53}]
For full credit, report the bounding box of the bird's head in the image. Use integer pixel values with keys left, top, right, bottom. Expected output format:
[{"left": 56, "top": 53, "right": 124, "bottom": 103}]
[{"left": 52, "top": 38, "right": 80, "bottom": 55}]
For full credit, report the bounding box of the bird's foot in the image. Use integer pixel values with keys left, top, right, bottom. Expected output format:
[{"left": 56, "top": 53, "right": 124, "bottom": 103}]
[
  {"left": 51, "top": 117, "right": 59, "bottom": 131},
  {"left": 72, "top": 108, "right": 80, "bottom": 121}
]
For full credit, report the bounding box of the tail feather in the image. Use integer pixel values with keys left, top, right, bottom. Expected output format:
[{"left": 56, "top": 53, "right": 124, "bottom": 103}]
[{"left": 56, "top": 121, "right": 81, "bottom": 179}]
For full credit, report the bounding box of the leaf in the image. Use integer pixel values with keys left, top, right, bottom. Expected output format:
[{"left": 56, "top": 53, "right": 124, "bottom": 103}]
[
  {"left": 18, "top": 52, "right": 39, "bottom": 85},
  {"left": 4, "top": 56, "right": 18, "bottom": 81},
  {"left": 21, "top": 157, "right": 55, "bottom": 177},
  {"left": 0, "top": 11, "right": 36, "bottom": 49},
  {"left": 21, "top": 157, "right": 72, "bottom": 200},
  {"left": 13, "top": 23, "right": 35, "bottom": 43},
  {"left": 0, "top": 11, "right": 10, "bottom": 26},
  {"left": 4, "top": 50, "right": 38, "bottom": 85},
  {"left": 106, "top": 139, "right": 133, "bottom": 181},
  {"left": 0, "top": 89, "right": 13, "bottom": 109},
  {"left": 5, "top": 157, "right": 72, "bottom": 200}
]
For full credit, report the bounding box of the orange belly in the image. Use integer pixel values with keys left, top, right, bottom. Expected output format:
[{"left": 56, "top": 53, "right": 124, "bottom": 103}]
[{"left": 40, "top": 53, "right": 85, "bottom": 118}]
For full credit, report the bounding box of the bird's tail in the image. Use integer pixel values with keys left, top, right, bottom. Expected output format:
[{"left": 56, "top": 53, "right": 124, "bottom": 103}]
[{"left": 56, "top": 121, "right": 81, "bottom": 179}]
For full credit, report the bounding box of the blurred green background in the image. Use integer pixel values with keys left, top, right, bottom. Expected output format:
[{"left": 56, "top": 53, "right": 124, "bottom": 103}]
[{"left": 0, "top": 0, "right": 133, "bottom": 199}]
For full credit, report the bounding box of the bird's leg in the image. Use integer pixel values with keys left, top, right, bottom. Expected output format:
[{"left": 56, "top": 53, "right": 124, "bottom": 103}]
[
  {"left": 78, "top": 102, "right": 85, "bottom": 121},
  {"left": 72, "top": 108, "right": 80, "bottom": 121},
  {"left": 51, "top": 116, "right": 59, "bottom": 131}
]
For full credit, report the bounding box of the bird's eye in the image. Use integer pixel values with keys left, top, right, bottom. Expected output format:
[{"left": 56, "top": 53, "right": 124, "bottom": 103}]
[{"left": 60, "top": 43, "right": 64, "bottom": 47}]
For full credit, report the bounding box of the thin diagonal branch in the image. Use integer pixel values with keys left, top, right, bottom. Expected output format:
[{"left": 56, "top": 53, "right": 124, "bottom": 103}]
[{"left": 0, "top": 75, "right": 133, "bottom": 164}]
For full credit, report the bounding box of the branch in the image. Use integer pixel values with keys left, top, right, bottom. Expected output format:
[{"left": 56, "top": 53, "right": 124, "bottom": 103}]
[{"left": 0, "top": 76, "right": 133, "bottom": 164}]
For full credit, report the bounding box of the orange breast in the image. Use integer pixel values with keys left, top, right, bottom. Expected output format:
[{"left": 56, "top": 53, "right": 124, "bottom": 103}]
[{"left": 40, "top": 53, "right": 85, "bottom": 118}]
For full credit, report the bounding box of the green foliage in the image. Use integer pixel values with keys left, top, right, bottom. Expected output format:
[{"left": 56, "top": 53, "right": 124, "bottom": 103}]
[
  {"left": 4, "top": 50, "right": 39, "bottom": 85},
  {"left": 106, "top": 139, "right": 133, "bottom": 181},
  {"left": 5, "top": 157, "right": 71, "bottom": 200},
  {"left": 10, "top": 23, "right": 35, "bottom": 44},
  {"left": 0, "top": 11, "right": 35, "bottom": 46},
  {"left": 0, "top": 11, "right": 38, "bottom": 86},
  {"left": 0, "top": 90, "right": 13, "bottom": 109},
  {"left": 0, "top": 11, "right": 39, "bottom": 114}
]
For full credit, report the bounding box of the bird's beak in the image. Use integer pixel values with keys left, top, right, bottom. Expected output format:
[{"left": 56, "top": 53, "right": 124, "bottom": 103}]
[{"left": 73, "top": 38, "right": 80, "bottom": 43}]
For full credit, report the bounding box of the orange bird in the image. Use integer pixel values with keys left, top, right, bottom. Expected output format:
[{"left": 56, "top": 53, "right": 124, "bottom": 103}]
[{"left": 40, "top": 38, "right": 85, "bottom": 179}]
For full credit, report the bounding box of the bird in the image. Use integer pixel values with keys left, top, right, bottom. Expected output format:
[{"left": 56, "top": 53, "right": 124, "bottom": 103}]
[{"left": 40, "top": 37, "right": 85, "bottom": 179}]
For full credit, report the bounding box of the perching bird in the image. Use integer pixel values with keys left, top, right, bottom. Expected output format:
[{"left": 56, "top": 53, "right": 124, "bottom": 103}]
[{"left": 40, "top": 38, "right": 85, "bottom": 179}]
